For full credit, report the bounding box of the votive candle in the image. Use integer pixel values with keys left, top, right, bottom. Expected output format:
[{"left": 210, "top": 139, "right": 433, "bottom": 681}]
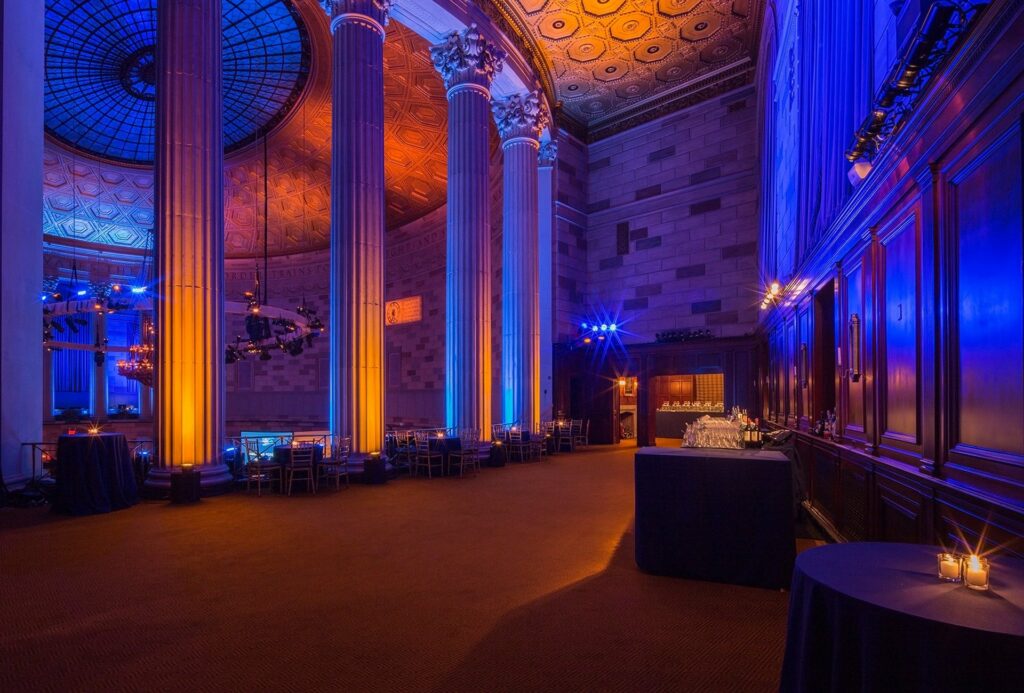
[
  {"left": 936, "top": 552, "right": 961, "bottom": 582},
  {"left": 963, "top": 555, "right": 990, "bottom": 591}
]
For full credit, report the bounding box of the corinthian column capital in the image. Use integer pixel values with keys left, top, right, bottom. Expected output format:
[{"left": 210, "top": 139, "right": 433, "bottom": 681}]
[
  {"left": 491, "top": 91, "right": 549, "bottom": 144},
  {"left": 320, "top": 0, "right": 393, "bottom": 36},
  {"left": 430, "top": 23, "right": 505, "bottom": 94},
  {"left": 538, "top": 140, "right": 558, "bottom": 166}
]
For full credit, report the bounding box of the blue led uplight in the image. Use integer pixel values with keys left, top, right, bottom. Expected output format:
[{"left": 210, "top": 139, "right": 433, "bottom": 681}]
[{"left": 44, "top": 0, "right": 310, "bottom": 164}]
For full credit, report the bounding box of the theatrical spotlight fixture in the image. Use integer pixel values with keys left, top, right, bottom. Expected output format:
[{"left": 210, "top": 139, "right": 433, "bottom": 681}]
[
  {"left": 576, "top": 316, "right": 621, "bottom": 347},
  {"left": 760, "top": 281, "right": 783, "bottom": 311}
]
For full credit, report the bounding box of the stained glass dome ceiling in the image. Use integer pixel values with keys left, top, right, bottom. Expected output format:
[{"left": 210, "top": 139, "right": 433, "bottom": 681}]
[{"left": 45, "top": 0, "right": 310, "bottom": 165}]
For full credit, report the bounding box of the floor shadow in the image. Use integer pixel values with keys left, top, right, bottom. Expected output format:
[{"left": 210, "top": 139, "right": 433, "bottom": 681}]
[{"left": 432, "top": 525, "right": 791, "bottom": 693}]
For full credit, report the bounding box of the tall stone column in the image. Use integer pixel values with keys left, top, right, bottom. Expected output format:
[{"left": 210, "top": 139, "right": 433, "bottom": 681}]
[
  {"left": 1, "top": 0, "right": 44, "bottom": 486},
  {"left": 493, "top": 92, "right": 548, "bottom": 431},
  {"left": 431, "top": 25, "right": 504, "bottom": 438},
  {"left": 537, "top": 140, "right": 557, "bottom": 423},
  {"left": 322, "top": 0, "right": 391, "bottom": 454},
  {"left": 151, "top": 0, "right": 229, "bottom": 489}
]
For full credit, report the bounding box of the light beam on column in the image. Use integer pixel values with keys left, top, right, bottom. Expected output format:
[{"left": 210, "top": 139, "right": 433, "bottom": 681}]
[
  {"left": 151, "top": 0, "right": 230, "bottom": 491},
  {"left": 322, "top": 0, "right": 391, "bottom": 454},
  {"left": 538, "top": 140, "right": 557, "bottom": 423},
  {"left": 431, "top": 25, "right": 505, "bottom": 439},
  {"left": 492, "top": 92, "right": 549, "bottom": 432}
]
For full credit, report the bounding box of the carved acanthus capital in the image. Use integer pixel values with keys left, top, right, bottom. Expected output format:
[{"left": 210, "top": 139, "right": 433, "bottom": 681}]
[
  {"left": 491, "top": 91, "right": 549, "bottom": 143},
  {"left": 320, "top": 0, "right": 393, "bottom": 34},
  {"left": 430, "top": 24, "right": 505, "bottom": 92},
  {"left": 538, "top": 140, "right": 558, "bottom": 166}
]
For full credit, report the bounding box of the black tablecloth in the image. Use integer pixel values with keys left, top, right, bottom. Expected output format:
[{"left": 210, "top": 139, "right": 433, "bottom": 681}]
[
  {"left": 634, "top": 446, "right": 794, "bottom": 589},
  {"left": 273, "top": 444, "right": 323, "bottom": 467},
  {"left": 780, "top": 542, "right": 1024, "bottom": 693},
  {"left": 54, "top": 433, "right": 138, "bottom": 515}
]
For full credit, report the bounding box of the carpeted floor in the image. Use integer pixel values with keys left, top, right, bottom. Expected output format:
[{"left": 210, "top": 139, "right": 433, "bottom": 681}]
[{"left": 1, "top": 445, "right": 795, "bottom": 692}]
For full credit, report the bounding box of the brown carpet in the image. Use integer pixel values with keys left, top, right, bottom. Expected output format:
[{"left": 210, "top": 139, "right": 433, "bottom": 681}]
[{"left": 1, "top": 445, "right": 792, "bottom": 692}]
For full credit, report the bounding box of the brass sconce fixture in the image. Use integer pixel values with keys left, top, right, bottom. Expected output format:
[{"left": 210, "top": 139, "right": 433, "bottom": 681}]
[
  {"left": 848, "top": 313, "right": 861, "bottom": 382},
  {"left": 799, "top": 342, "right": 809, "bottom": 389}
]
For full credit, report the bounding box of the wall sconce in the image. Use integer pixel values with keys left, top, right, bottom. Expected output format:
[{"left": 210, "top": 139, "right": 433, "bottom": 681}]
[
  {"left": 760, "top": 281, "right": 782, "bottom": 310},
  {"left": 799, "top": 342, "right": 809, "bottom": 389},
  {"left": 848, "top": 157, "right": 873, "bottom": 184},
  {"left": 848, "top": 313, "right": 861, "bottom": 382}
]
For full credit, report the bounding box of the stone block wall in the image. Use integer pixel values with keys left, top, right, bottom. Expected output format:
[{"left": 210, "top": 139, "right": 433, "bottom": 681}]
[
  {"left": 580, "top": 87, "right": 761, "bottom": 343},
  {"left": 553, "top": 131, "right": 589, "bottom": 344}
]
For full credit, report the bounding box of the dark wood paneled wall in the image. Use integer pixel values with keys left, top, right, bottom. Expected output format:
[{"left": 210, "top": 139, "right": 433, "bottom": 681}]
[{"left": 761, "top": 3, "right": 1024, "bottom": 546}]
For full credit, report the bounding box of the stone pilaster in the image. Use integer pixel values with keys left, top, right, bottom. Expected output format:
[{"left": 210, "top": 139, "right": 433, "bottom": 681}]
[
  {"left": 431, "top": 25, "right": 505, "bottom": 438},
  {"left": 537, "top": 140, "right": 557, "bottom": 422},
  {"left": 493, "top": 92, "right": 548, "bottom": 431},
  {"left": 152, "top": 0, "right": 230, "bottom": 489},
  {"left": 322, "top": 0, "right": 391, "bottom": 454}
]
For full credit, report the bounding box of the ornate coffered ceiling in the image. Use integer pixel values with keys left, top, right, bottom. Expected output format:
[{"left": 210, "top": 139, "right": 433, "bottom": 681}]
[
  {"left": 489, "top": 0, "right": 764, "bottom": 138},
  {"left": 44, "top": 7, "right": 457, "bottom": 258}
]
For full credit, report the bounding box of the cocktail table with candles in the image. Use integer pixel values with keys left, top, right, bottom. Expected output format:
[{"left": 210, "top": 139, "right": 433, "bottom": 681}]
[
  {"left": 54, "top": 432, "right": 138, "bottom": 515},
  {"left": 779, "top": 542, "right": 1024, "bottom": 692}
]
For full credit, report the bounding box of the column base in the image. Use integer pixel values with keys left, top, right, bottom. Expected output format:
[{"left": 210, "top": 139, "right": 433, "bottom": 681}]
[{"left": 142, "top": 463, "right": 233, "bottom": 499}]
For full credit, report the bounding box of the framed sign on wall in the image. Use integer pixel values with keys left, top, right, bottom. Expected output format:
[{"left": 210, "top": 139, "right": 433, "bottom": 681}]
[{"left": 385, "top": 296, "right": 422, "bottom": 326}]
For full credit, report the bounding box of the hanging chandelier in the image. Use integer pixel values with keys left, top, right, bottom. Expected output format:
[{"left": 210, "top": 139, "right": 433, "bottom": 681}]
[
  {"left": 42, "top": 285, "right": 325, "bottom": 373},
  {"left": 41, "top": 122, "right": 326, "bottom": 380},
  {"left": 224, "top": 127, "right": 325, "bottom": 364},
  {"left": 116, "top": 316, "right": 155, "bottom": 386}
]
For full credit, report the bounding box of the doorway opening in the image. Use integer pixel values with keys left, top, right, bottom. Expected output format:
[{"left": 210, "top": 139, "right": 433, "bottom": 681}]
[
  {"left": 651, "top": 372, "right": 725, "bottom": 445},
  {"left": 616, "top": 376, "right": 638, "bottom": 446}
]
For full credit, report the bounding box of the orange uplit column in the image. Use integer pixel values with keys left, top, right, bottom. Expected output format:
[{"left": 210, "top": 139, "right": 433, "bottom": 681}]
[
  {"left": 324, "top": 0, "right": 390, "bottom": 454},
  {"left": 493, "top": 92, "right": 549, "bottom": 433},
  {"left": 150, "top": 0, "right": 230, "bottom": 490},
  {"left": 431, "top": 26, "right": 504, "bottom": 439}
]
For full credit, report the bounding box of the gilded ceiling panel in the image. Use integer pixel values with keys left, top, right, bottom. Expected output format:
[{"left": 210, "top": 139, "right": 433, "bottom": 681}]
[{"left": 495, "top": 0, "right": 763, "bottom": 132}]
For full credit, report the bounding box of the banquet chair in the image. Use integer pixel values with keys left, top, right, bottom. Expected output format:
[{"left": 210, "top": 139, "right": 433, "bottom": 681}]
[
  {"left": 244, "top": 438, "right": 281, "bottom": 496},
  {"left": 533, "top": 426, "right": 549, "bottom": 459},
  {"left": 574, "top": 419, "right": 590, "bottom": 449},
  {"left": 284, "top": 445, "right": 316, "bottom": 495},
  {"left": 413, "top": 435, "right": 443, "bottom": 478},
  {"left": 320, "top": 436, "right": 351, "bottom": 490},
  {"left": 449, "top": 431, "right": 480, "bottom": 478},
  {"left": 556, "top": 422, "right": 574, "bottom": 452},
  {"left": 507, "top": 428, "right": 530, "bottom": 463},
  {"left": 394, "top": 431, "right": 415, "bottom": 472}
]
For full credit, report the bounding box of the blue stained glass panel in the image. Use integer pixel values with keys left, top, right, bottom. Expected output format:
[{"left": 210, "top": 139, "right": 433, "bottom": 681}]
[{"left": 45, "top": 0, "right": 310, "bottom": 164}]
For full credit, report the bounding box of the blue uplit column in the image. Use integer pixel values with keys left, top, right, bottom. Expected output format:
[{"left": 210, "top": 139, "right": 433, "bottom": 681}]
[
  {"left": 1, "top": 0, "right": 44, "bottom": 485},
  {"left": 537, "top": 140, "right": 557, "bottom": 422},
  {"left": 322, "top": 0, "right": 391, "bottom": 454},
  {"left": 151, "top": 0, "right": 230, "bottom": 489},
  {"left": 493, "top": 92, "right": 549, "bottom": 431},
  {"left": 431, "top": 25, "right": 505, "bottom": 438}
]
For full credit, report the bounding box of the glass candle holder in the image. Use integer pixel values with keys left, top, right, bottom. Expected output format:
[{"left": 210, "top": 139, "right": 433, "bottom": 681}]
[
  {"left": 963, "top": 555, "right": 990, "bottom": 591},
  {"left": 936, "top": 552, "right": 962, "bottom": 582}
]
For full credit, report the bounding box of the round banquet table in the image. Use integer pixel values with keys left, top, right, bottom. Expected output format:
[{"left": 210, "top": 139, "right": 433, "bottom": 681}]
[
  {"left": 54, "top": 433, "right": 138, "bottom": 515},
  {"left": 779, "top": 542, "right": 1024, "bottom": 693},
  {"left": 272, "top": 444, "right": 324, "bottom": 468}
]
